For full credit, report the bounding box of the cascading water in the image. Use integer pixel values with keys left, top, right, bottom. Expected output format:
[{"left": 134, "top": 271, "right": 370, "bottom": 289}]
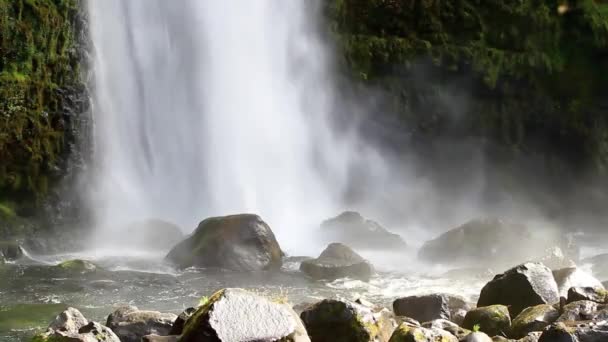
[{"left": 88, "top": 0, "right": 364, "bottom": 253}]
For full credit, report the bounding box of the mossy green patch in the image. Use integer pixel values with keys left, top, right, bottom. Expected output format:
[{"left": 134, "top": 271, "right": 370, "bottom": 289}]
[{"left": 0, "top": 303, "right": 66, "bottom": 334}]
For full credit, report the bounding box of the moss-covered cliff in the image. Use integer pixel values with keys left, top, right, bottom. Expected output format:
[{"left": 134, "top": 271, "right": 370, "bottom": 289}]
[
  {"left": 0, "top": 0, "right": 88, "bottom": 235},
  {"left": 327, "top": 0, "right": 608, "bottom": 175}
]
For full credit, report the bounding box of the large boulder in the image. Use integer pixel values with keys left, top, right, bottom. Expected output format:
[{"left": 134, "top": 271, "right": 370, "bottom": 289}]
[
  {"left": 300, "top": 243, "right": 373, "bottom": 281},
  {"left": 320, "top": 212, "right": 406, "bottom": 250},
  {"left": 300, "top": 298, "right": 396, "bottom": 342},
  {"left": 477, "top": 262, "right": 560, "bottom": 317},
  {"left": 462, "top": 305, "right": 511, "bottom": 338},
  {"left": 418, "top": 218, "right": 577, "bottom": 268},
  {"left": 106, "top": 305, "right": 177, "bottom": 342},
  {"left": 392, "top": 294, "right": 450, "bottom": 323},
  {"left": 180, "top": 288, "right": 310, "bottom": 342},
  {"left": 509, "top": 304, "right": 559, "bottom": 339},
  {"left": 165, "top": 214, "right": 283, "bottom": 271},
  {"left": 119, "top": 219, "right": 184, "bottom": 251},
  {"left": 32, "top": 307, "right": 120, "bottom": 342},
  {"left": 556, "top": 300, "right": 602, "bottom": 322},
  {"left": 388, "top": 323, "right": 457, "bottom": 342},
  {"left": 553, "top": 267, "right": 605, "bottom": 298}
]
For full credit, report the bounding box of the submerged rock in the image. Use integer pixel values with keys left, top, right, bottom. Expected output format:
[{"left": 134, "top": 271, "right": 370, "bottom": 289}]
[
  {"left": 106, "top": 305, "right": 177, "bottom": 342},
  {"left": 301, "top": 298, "right": 396, "bottom": 342},
  {"left": 477, "top": 262, "right": 560, "bottom": 317},
  {"left": 165, "top": 214, "right": 283, "bottom": 271},
  {"left": 462, "top": 305, "right": 511, "bottom": 338},
  {"left": 32, "top": 307, "right": 120, "bottom": 342},
  {"left": 56, "top": 259, "right": 99, "bottom": 273},
  {"left": 300, "top": 243, "right": 373, "bottom": 281},
  {"left": 393, "top": 294, "right": 450, "bottom": 323},
  {"left": 388, "top": 323, "right": 457, "bottom": 342},
  {"left": 0, "top": 240, "right": 23, "bottom": 261},
  {"left": 320, "top": 211, "right": 406, "bottom": 250},
  {"left": 509, "top": 304, "right": 559, "bottom": 339},
  {"left": 181, "top": 288, "right": 310, "bottom": 342},
  {"left": 120, "top": 219, "right": 184, "bottom": 251},
  {"left": 418, "top": 218, "right": 577, "bottom": 268},
  {"left": 553, "top": 267, "right": 605, "bottom": 298}
]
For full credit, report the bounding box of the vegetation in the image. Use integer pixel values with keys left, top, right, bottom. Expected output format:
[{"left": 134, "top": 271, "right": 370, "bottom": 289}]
[{"left": 0, "top": 0, "right": 86, "bottom": 223}]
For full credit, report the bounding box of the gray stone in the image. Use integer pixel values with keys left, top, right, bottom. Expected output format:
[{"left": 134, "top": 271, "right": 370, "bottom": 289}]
[
  {"left": 301, "top": 298, "right": 396, "bottom": 342},
  {"left": 388, "top": 324, "right": 458, "bottom": 342},
  {"left": 181, "top": 288, "right": 310, "bottom": 342},
  {"left": 393, "top": 294, "right": 450, "bottom": 323},
  {"left": 510, "top": 304, "right": 559, "bottom": 339},
  {"left": 553, "top": 267, "right": 604, "bottom": 298},
  {"left": 461, "top": 332, "right": 493, "bottom": 342},
  {"left": 477, "top": 262, "right": 560, "bottom": 317},
  {"left": 567, "top": 287, "right": 607, "bottom": 304},
  {"left": 556, "top": 300, "right": 601, "bottom": 322},
  {"left": 120, "top": 219, "right": 184, "bottom": 251},
  {"left": 320, "top": 211, "right": 406, "bottom": 250},
  {"left": 33, "top": 307, "right": 120, "bottom": 342},
  {"left": 165, "top": 214, "right": 283, "bottom": 271},
  {"left": 142, "top": 335, "right": 180, "bottom": 342},
  {"left": 300, "top": 243, "right": 373, "bottom": 281},
  {"left": 421, "top": 319, "right": 470, "bottom": 339},
  {"left": 106, "top": 305, "right": 177, "bottom": 342},
  {"left": 538, "top": 323, "right": 577, "bottom": 342}
]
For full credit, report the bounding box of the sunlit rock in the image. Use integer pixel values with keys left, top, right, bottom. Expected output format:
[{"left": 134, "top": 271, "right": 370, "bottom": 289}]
[
  {"left": 301, "top": 298, "right": 396, "bottom": 342},
  {"left": 32, "top": 307, "right": 120, "bottom": 342},
  {"left": 553, "top": 267, "right": 605, "bottom": 298},
  {"left": 388, "top": 323, "right": 457, "bottom": 342},
  {"left": 421, "top": 319, "right": 470, "bottom": 339},
  {"left": 477, "top": 262, "right": 560, "bottom": 317},
  {"left": 510, "top": 304, "right": 559, "bottom": 339},
  {"left": 556, "top": 300, "right": 601, "bottom": 322},
  {"left": 320, "top": 211, "right": 406, "bottom": 250},
  {"left": 165, "top": 214, "right": 283, "bottom": 271},
  {"left": 106, "top": 305, "right": 177, "bottom": 342},
  {"left": 180, "top": 288, "right": 310, "bottom": 342},
  {"left": 418, "top": 218, "right": 578, "bottom": 268},
  {"left": 300, "top": 243, "right": 373, "bottom": 281},
  {"left": 460, "top": 332, "right": 493, "bottom": 342},
  {"left": 567, "top": 287, "right": 608, "bottom": 304},
  {"left": 462, "top": 305, "right": 511, "bottom": 337}
]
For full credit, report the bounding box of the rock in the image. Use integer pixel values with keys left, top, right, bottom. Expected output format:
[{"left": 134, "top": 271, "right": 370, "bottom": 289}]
[
  {"left": 300, "top": 243, "right": 373, "bottom": 281},
  {"left": 106, "top": 305, "right": 177, "bottom": 342},
  {"left": 33, "top": 307, "right": 120, "bottom": 342},
  {"left": 462, "top": 305, "right": 511, "bottom": 337},
  {"left": 510, "top": 304, "right": 559, "bottom": 339},
  {"left": 0, "top": 241, "right": 23, "bottom": 261},
  {"left": 393, "top": 294, "right": 450, "bottom": 323},
  {"left": 567, "top": 287, "right": 607, "bottom": 304},
  {"left": 421, "top": 319, "right": 470, "bottom": 339},
  {"left": 575, "top": 322, "right": 608, "bottom": 342},
  {"left": 553, "top": 267, "right": 605, "bottom": 298},
  {"left": 388, "top": 323, "right": 457, "bottom": 342},
  {"left": 477, "top": 262, "right": 560, "bottom": 317},
  {"left": 418, "top": 218, "right": 577, "bottom": 268},
  {"left": 142, "top": 335, "right": 180, "bottom": 342},
  {"left": 556, "top": 300, "right": 601, "bottom": 322},
  {"left": 120, "top": 219, "right": 184, "bottom": 251},
  {"left": 180, "top": 288, "right": 310, "bottom": 342},
  {"left": 56, "top": 259, "right": 99, "bottom": 273},
  {"left": 301, "top": 298, "right": 396, "bottom": 342},
  {"left": 538, "top": 323, "right": 577, "bottom": 342},
  {"left": 168, "top": 307, "right": 196, "bottom": 335},
  {"left": 320, "top": 211, "right": 406, "bottom": 250},
  {"left": 462, "top": 332, "right": 493, "bottom": 342},
  {"left": 165, "top": 214, "right": 283, "bottom": 271},
  {"left": 518, "top": 332, "right": 542, "bottom": 342}
]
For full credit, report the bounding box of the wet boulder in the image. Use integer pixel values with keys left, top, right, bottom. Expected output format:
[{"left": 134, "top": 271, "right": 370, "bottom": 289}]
[
  {"left": 418, "top": 218, "right": 577, "bottom": 268},
  {"left": 168, "top": 307, "right": 196, "bottom": 335},
  {"left": 300, "top": 243, "right": 373, "bottom": 281},
  {"left": 0, "top": 241, "right": 23, "bottom": 261},
  {"left": 388, "top": 323, "right": 457, "bottom": 342},
  {"left": 393, "top": 294, "right": 450, "bottom": 323},
  {"left": 538, "top": 323, "right": 577, "bottom": 342},
  {"left": 32, "top": 307, "right": 120, "bottom": 342},
  {"left": 509, "top": 304, "right": 559, "bottom": 339},
  {"left": 461, "top": 332, "right": 493, "bottom": 342},
  {"left": 567, "top": 287, "right": 608, "bottom": 304},
  {"left": 462, "top": 305, "right": 511, "bottom": 338},
  {"left": 55, "top": 259, "right": 99, "bottom": 274},
  {"left": 553, "top": 267, "right": 605, "bottom": 298},
  {"left": 119, "top": 219, "right": 184, "bottom": 251},
  {"left": 319, "top": 211, "right": 406, "bottom": 250},
  {"left": 165, "top": 214, "right": 283, "bottom": 271},
  {"left": 477, "top": 262, "right": 560, "bottom": 317},
  {"left": 181, "top": 288, "right": 310, "bottom": 342},
  {"left": 421, "top": 319, "right": 470, "bottom": 339},
  {"left": 556, "top": 300, "right": 601, "bottom": 322},
  {"left": 301, "top": 298, "right": 396, "bottom": 342},
  {"left": 106, "top": 305, "right": 177, "bottom": 342}
]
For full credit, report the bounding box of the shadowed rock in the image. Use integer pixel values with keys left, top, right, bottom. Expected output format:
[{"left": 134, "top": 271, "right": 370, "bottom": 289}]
[
  {"left": 106, "top": 305, "right": 177, "bottom": 342},
  {"left": 169, "top": 307, "right": 196, "bottom": 335},
  {"left": 567, "top": 287, "right": 608, "bottom": 304},
  {"left": 165, "top": 214, "right": 283, "bottom": 271},
  {"left": 320, "top": 212, "right": 406, "bottom": 250},
  {"left": 300, "top": 243, "right": 373, "bottom": 281},
  {"left": 477, "top": 262, "right": 560, "bottom": 317},
  {"left": 393, "top": 294, "right": 450, "bottom": 323},
  {"left": 462, "top": 305, "right": 511, "bottom": 337}
]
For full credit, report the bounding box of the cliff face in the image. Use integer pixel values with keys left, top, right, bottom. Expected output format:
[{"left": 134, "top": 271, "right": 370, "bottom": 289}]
[
  {"left": 0, "top": 0, "right": 89, "bottom": 235},
  {"left": 326, "top": 0, "right": 608, "bottom": 221}
]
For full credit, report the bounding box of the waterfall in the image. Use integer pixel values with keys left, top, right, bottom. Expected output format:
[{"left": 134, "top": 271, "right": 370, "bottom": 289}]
[{"left": 87, "top": 0, "right": 364, "bottom": 252}]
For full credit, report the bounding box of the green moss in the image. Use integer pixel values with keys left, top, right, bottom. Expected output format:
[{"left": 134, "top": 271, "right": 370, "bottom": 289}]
[
  {"left": 0, "top": 0, "right": 84, "bottom": 215},
  {"left": 56, "top": 259, "right": 97, "bottom": 272},
  {"left": 0, "top": 303, "right": 66, "bottom": 333}
]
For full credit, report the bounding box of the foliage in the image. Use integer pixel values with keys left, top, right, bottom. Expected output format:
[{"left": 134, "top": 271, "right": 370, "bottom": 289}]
[{"left": 0, "top": 0, "right": 84, "bottom": 212}]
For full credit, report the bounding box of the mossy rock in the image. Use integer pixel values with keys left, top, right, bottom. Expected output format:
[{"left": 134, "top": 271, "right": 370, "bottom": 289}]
[
  {"left": 56, "top": 259, "right": 99, "bottom": 273},
  {"left": 462, "top": 305, "right": 511, "bottom": 337},
  {"left": 300, "top": 243, "right": 374, "bottom": 281},
  {"left": 388, "top": 323, "right": 458, "bottom": 342},
  {"left": 509, "top": 304, "right": 559, "bottom": 339}
]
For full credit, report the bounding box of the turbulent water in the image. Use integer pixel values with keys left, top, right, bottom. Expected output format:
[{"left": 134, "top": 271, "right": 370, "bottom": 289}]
[{"left": 87, "top": 0, "right": 371, "bottom": 253}]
